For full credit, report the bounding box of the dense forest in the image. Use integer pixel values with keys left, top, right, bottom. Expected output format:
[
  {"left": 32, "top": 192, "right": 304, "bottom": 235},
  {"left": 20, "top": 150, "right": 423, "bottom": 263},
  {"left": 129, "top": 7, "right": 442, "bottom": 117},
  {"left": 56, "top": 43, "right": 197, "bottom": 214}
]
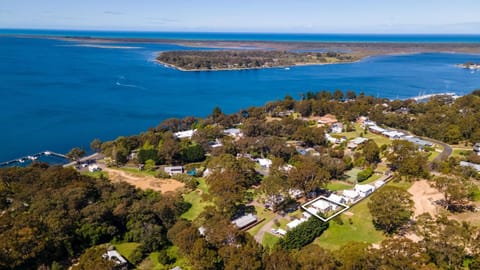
[
  {"left": 2, "top": 89, "right": 480, "bottom": 269},
  {"left": 156, "top": 50, "right": 357, "bottom": 70}
]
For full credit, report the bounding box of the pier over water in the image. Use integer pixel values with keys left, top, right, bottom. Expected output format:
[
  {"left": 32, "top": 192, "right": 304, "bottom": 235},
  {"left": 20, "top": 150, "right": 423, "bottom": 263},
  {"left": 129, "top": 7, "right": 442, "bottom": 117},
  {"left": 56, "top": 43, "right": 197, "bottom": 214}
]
[{"left": 0, "top": 151, "right": 69, "bottom": 168}]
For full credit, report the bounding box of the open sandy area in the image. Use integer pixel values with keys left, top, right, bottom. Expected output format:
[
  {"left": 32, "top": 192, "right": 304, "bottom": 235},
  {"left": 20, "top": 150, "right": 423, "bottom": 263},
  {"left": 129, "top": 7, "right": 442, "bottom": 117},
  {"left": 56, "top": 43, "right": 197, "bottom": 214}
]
[
  {"left": 104, "top": 167, "right": 184, "bottom": 194},
  {"left": 408, "top": 180, "right": 444, "bottom": 218}
]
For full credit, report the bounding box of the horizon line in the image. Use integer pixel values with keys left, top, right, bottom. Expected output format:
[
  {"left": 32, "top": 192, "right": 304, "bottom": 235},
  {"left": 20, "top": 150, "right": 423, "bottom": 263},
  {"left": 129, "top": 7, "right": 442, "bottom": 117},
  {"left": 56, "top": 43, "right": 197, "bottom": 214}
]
[{"left": 2, "top": 28, "right": 480, "bottom": 36}]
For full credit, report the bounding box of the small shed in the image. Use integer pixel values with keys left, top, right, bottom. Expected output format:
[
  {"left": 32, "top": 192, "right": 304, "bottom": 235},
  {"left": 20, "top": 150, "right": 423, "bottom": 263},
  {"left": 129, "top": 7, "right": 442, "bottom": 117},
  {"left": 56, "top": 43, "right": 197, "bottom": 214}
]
[
  {"left": 164, "top": 166, "right": 184, "bottom": 175},
  {"left": 286, "top": 219, "right": 305, "bottom": 230}
]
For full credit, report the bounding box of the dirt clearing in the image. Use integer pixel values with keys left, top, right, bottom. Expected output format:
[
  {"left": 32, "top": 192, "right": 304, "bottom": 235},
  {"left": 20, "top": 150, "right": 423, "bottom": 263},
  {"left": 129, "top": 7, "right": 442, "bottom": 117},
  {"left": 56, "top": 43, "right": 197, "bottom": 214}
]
[
  {"left": 407, "top": 180, "right": 444, "bottom": 218},
  {"left": 104, "top": 168, "right": 184, "bottom": 193}
]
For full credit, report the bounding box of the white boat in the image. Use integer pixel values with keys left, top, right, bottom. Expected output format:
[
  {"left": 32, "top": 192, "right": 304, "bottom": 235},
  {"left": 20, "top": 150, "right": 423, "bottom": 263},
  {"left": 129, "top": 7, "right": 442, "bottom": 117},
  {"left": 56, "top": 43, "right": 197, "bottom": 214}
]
[{"left": 284, "top": 67, "right": 290, "bottom": 70}]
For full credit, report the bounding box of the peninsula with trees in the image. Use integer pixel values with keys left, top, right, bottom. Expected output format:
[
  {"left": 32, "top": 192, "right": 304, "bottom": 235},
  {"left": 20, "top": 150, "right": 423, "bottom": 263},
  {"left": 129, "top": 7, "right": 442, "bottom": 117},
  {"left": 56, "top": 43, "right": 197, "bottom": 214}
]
[{"left": 156, "top": 50, "right": 359, "bottom": 71}]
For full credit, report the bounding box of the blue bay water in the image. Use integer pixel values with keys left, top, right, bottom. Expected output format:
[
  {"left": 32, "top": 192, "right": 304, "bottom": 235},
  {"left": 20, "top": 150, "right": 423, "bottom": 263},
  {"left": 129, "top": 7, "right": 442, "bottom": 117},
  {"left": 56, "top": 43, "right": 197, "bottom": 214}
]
[{"left": 1, "top": 35, "right": 480, "bottom": 162}]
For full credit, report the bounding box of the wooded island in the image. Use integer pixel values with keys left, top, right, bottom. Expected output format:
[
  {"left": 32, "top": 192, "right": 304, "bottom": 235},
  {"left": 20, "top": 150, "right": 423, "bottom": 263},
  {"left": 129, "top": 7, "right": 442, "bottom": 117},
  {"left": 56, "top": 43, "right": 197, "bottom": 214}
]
[{"left": 156, "top": 50, "right": 359, "bottom": 71}]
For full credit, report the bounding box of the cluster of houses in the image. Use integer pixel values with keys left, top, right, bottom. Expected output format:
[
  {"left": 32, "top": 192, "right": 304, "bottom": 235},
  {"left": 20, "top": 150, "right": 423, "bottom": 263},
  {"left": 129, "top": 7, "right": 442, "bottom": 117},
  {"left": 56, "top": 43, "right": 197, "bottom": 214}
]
[
  {"left": 284, "top": 179, "right": 388, "bottom": 231},
  {"left": 360, "top": 117, "right": 433, "bottom": 149},
  {"left": 174, "top": 128, "right": 244, "bottom": 140}
]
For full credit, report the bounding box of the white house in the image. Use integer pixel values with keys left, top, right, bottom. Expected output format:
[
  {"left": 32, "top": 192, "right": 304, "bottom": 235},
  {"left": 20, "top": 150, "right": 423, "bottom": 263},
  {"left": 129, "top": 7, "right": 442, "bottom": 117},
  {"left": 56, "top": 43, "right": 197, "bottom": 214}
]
[
  {"left": 355, "top": 184, "right": 375, "bottom": 197},
  {"left": 174, "top": 129, "right": 195, "bottom": 139},
  {"left": 382, "top": 130, "right": 404, "bottom": 139},
  {"left": 347, "top": 137, "right": 368, "bottom": 149},
  {"left": 256, "top": 158, "right": 273, "bottom": 168},
  {"left": 224, "top": 128, "right": 243, "bottom": 138},
  {"left": 331, "top": 123, "right": 343, "bottom": 134},
  {"left": 88, "top": 164, "right": 101, "bottom": 173},
  {"left": 164, "top": 166, "right": 184, "bottom": 175},
  {"left": 102, "top": 250, "right": 127, "bottom": 267},
  {"left": 286, "top": 219, "right": 306, "bottom": 230},
  {"left": 288, "top": 188, "right": 304, "bottom": 199},
  {"left": 343, "top": 189, "right": 361, "bottom": 203},
  {"left": 302, "top": 211, "right": 312, "bottom": 219},
  {"left": 276, "top": 228, "right": 287, "bottom": 236},
  {"left": 328, "top": 194, "right": 347, "bottom": 205},
  {"left": 374, "top": 180, "right": 386, "bottom": 188},
  {"left": 369, "top": 125, "right": 386, "bottom": 134},
  {"left": 460, "top": 161, "right": 480, "bottom": 172},
  {"left": 312, "top": 200, "right": 332, "bottom": 213}
]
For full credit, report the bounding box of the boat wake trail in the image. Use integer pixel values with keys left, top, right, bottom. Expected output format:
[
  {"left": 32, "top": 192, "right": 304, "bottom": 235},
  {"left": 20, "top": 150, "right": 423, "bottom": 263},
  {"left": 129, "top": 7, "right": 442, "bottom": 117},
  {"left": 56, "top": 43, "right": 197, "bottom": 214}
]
[{"left": 115, "top": 81, "right": 146, "bottom": 90}]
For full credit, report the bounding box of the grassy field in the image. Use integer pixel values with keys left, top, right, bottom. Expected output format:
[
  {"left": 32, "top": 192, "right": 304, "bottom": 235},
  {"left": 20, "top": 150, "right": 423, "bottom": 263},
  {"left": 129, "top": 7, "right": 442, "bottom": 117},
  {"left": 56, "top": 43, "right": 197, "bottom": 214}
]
[
  {"left": 327, "top": 180, "right": 354, "bottom": 191},
  {"left": 314, "top": 197, "right": 385, "bottom": 250},
  {"left": 338, "top": 124, "right": 393, "bottom": 147},
  {"left": 81, "top": 170, "right": 108, "bottom": 178},
  {"left": 262, "top": 233, "right": 281, "bottom": 249},
  {"left": 181, "top": 179, "right": 211, "bottom": 221},
  {"left": 344, "top": 168, "right": 362, "bottom": 184},
  {"left": 114, "top": 242, "right": 141, "bottom": 262},
  {"left": 119, "top": 167, "right": 158, "bottom": 177},
  {"left": 141, "top": 246, "right": 191, "bottom": 270}
]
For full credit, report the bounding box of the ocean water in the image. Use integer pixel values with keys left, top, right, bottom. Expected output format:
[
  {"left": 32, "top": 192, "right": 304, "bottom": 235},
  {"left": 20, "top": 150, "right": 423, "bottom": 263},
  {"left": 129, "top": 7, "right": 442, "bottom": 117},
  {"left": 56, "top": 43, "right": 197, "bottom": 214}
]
[
  {"left": 1, "top": 35, "right": 480, "bottom": 162},
  {"left": 3, "top": 29, "right": 480, "bottom": 43}
]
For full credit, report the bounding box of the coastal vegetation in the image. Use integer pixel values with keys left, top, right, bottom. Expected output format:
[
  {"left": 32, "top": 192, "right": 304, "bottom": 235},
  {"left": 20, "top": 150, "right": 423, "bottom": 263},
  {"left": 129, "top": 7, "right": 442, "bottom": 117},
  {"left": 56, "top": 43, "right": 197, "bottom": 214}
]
[
  {"left": 2, "top": 89, "right": 480, "bottom": 269},
  {"left": 156, "top": 50, "right": 358, "bottom": 71}
]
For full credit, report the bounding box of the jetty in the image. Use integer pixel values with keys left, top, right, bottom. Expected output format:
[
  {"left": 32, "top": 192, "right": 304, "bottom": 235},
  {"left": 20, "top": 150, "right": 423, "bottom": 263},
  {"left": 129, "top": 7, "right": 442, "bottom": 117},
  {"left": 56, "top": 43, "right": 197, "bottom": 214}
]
[
  {"left": 410, "top": 92, "right": 460, "bottom": 102},
  {"left": 0, "top": 151, "right": 68, "bottom": 167}
]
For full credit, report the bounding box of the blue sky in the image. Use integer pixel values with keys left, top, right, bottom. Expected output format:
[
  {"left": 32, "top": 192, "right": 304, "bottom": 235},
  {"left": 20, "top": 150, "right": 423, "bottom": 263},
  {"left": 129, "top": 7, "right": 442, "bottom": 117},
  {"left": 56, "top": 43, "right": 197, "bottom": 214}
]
[{"left": 1, "top": 0, "right": 480, "bottom": 33}]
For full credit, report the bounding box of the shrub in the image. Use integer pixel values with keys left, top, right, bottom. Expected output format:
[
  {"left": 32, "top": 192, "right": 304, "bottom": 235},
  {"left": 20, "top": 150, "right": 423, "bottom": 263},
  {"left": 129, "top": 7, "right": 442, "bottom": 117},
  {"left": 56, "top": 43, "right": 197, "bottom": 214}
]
[
  {"left": 357, "top": 167, "right": 373, "bottom": 182},
  {"left": 279, "top": 218, "right": 329, "bottom": 250}
]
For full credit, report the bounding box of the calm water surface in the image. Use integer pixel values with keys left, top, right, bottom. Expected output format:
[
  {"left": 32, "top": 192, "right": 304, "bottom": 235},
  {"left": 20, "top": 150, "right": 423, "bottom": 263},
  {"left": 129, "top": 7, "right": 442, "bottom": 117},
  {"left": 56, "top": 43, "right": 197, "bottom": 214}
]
[{"left": 1, "top": 35, "right": 480, "bottom": 161}]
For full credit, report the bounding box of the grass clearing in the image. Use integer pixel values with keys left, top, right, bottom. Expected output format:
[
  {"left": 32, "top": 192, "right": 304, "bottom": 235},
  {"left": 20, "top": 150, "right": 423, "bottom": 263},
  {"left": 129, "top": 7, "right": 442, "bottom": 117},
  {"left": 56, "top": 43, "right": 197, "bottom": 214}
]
[
  {"left": 119, "top": 167, "right": 158, "bottom": 177},
  {"left": 142, "top": 246, "right": 191, "bottom": 270},
  {"left": 327, "top": 180, "right": 354, "bottom": 191},
  {"left": 314, "top": 197, "right": 385, "bottom": 250},
  {"left": 181, "top": 178, "right": 211, "bottom": 221},
  {"left": 344, "top": 168, "right": 362, "bottom": 184},
  {"left": 262, "top": 233, "right": 281, "bottom": 249},
  {"left": 81, "top": 170, "right": 108, "bottom": 179},
  {"left": 114, "top": 242, "right": 141, "bottom": 262}
]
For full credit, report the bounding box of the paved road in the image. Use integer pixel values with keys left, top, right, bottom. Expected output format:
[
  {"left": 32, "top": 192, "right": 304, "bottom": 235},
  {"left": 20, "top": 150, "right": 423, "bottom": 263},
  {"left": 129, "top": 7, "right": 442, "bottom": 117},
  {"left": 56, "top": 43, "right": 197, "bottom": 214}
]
[{"left": 63, "top": 152, "right": 104, "bottom": 168}]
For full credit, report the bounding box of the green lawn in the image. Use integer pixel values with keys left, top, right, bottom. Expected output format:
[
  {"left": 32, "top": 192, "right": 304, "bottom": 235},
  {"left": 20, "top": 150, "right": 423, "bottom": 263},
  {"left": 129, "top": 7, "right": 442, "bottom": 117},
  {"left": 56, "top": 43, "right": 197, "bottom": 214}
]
[
  {"left": 428, "top": 150, "right": 440, "bottom": 161},
  {"left": 119, "top": 167, "right": 158, "bottom": 177},
  {"left": 181, "top": 178, "right": 211, "bottom": 221},
  {"left": 327, "top": 181, "right": 354, "bottom": 191},
  {"left": 262, "top": 233, "right": 281, "bottom": 249},
  {"left": 361, "top": 173, "right": 382, "bottom": 185},
  {"left": 452, "top": 148, "right": 471, "bottom": 158},
  {"left": 338, "top": 123, "right": 393, "bottom": 147},
  {"left": 314, "top": 197, "right": 385, "bottom": 250},
  {"left": 114, "top": 242, "right": 141, "bottom": 262},
  {"left": 143, "top": 246, "right": 191, "bottom": 270},
  {"left": 344, "top": 168, "right": 362, "bottom": 184}
]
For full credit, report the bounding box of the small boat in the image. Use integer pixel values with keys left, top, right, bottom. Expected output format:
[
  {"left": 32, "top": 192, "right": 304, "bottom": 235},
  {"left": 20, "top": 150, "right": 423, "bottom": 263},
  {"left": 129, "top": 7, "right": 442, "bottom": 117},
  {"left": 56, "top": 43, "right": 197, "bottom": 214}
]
[
  {"left": 284, "top": 67, "right": 290, "bottom": 70},
  {"left": 17, "top": 158, "right": 25, "bottom": 163},
  {"left": 44, "top": 151, "right": 51, "bottom": 155}
]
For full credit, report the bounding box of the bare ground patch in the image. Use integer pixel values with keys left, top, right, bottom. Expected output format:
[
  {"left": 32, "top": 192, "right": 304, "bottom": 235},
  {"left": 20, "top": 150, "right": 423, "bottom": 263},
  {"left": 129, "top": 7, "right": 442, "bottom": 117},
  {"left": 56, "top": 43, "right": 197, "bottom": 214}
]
[
  {"left": 408, "top": 180, "right": 444, "bottom": 218},
  {"left": 104, "top": 168, "right": 184, "bottom": 193}
]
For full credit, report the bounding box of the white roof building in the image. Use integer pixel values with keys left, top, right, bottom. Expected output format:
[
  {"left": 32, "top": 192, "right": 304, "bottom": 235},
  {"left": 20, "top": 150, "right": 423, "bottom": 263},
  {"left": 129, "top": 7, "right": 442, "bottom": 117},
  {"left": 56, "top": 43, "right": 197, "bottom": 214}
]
[
  {"left": 232, "top": 213, "right": 258, "bottom": 229},
  {"left": 224, "top": 128, "right": 243, "bottom": 137},
  {"left": 88, "top": 164, "right": 101, "bottom": 172},
  {"left": 312, "top": 200, "right": 332, "bottom": 213},
  {"left": 103, "top": 250, "right": 127, "bottom": 266},
  {"left": 343, "top": 189, "right": 360, "bottom": 202},
  {"left": 276, "top": 228, "right": 287, "bottom": 236},
  {"left": 286, "top": 219, "right": 306, "bottom": 230},
  {"left": 369, "top": 125, "right": 386, "bottom": 134},
  {"left": 460, "top": 161, "right": 480, "bottom": 172},
  {"left": 355, "top": 184, "right": 375, "bottom": 196},
  {"left": 382, "top": 130, "right": 404, "bottom": 139},
  {"left": 256, "top": 158, "right": 273, "bottom": 168},
  {"left": 327, "top": 194, "right": 346, "bottom": 205},
  {"left": 174, "top": 129, "right": 195, "bottom": 139},
  {"left": 374, "top": 180, "right": 386, "bottom": 188}
]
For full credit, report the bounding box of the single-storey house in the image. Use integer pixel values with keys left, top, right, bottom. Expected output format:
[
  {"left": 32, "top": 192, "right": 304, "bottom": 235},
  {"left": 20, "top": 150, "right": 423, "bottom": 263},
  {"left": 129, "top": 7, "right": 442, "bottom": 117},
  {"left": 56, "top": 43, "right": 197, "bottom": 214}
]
[
  {"left": 460, "top": 161, "right": 480, "bottom": 172},
  {"left": 302, "top": 211, "right": 312, "bottom": 219},
  {"left": 102, "top": 250, "right": 127, "bottom": 267},
  {"left": 164, "top": 166, "right": 184, "bottom": 175},
  {"left": 355, "top": 184, "right": 375, "bottom": 197},
  {"left": 343, "top": 189, "right": 361, "bottom": 203},
  {"left": 330, "top": 123, "right": 343, "bottom": 134},
  {"left": 174, "top": 129, "right": 195, "bottom": 139},
  {"left": 374, "top": 180, "right": 386, "bottom": 188},
  {"left": 328, "top": 194, "right": 347, "bottom": 205},
  {"left": 312, "top": 199, "right": 332, "bottom": 213},
  {"left": 369, "top": 125, "right": 386, "bottom": 134},
  {"left": 88, "top": 164, "right": 101, "bottom": 173},
  {"left": 382, "top": 130, "right": 404, "bottom": 139},
  {"left": 404, "top": 136, "right": 433, "bottom": 148},
  {"left": 256, "top": 158, "right": 273, "bottom": 168},
  {"left": 286, "top": 218, "right": 306, "bottom": 230},
  {"left": 288, "top": 188, "right": 303, "bottom": 199},
  {"left": 317, "top": 114, "right": 338, "bottom": 126},
  {"left": 232, "top": 213, "right": 258, "bottom": 230},
  {"left": 224, "top": 128, "right": 243, "bottom": 138},
  {"left": 347, "top": 137, "right": 369, "bottom": 149},
  {"left": 276, "top": 228, "right": 287, "bottom": 236}
]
